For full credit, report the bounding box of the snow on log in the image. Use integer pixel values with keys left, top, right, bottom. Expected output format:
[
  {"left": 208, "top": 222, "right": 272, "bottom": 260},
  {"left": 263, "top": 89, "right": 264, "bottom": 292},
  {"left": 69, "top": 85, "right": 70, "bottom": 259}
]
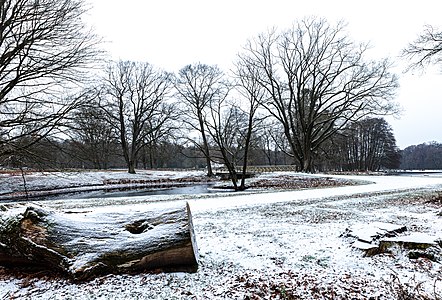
[
  {"left": 346, "top": 222, "right": 407, "bottom": 244},
  {"left": 0, "top": 202, "right": 199, "bottom": 280},
  {"left": 379, "top": 232, "right": 438, "bottom": 251},
  {"left": 341, "top": 222, "right": 407, "bottom": 256}
]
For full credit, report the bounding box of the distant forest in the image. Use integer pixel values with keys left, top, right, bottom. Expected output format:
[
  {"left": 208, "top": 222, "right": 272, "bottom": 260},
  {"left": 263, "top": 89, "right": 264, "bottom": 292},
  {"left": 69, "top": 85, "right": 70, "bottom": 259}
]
[
  {"left": 400, "top": 142, "right": 442, "bottom": 170},
  {"left": 4, "top": 124, "right": 440, "bottom": 172},
  {"left": 0, "top": 115, "right": 410, "bottom": 172}
]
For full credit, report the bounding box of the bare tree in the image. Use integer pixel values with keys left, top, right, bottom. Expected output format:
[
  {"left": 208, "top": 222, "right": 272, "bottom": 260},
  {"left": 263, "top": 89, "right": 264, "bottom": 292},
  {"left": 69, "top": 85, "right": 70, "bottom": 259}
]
[
  {"left": 403, "top": 25, "right": 442, "bottom": 71},
  {"left": 340, "top": 118, "right": 400, "bottom": 171},
  {"left": 100, "top": 61, "right": 174, "bottom": 174},
  {"left": 237, "top": 17, "right": 399, "bottom": 172},
  {"left": 205, "top": 99, "right": 245, "bottom": 190},
  {"left": 256, "top": 121, "right": 290, "bottom": 166},
  {"left": 175, "top": 63, "right": 228, "bottom": 177},
  {"left": 70, "top": 98, "right": 119, "bottom": 169},
  {"left": 234, "top": 59, "right": 267, "bottom": 189},
  {"left": 139, "top": 115, "right": 179, "bottom": 169},
  {"left": 0, "top": 0, "right": 101, "bottom": 161}
]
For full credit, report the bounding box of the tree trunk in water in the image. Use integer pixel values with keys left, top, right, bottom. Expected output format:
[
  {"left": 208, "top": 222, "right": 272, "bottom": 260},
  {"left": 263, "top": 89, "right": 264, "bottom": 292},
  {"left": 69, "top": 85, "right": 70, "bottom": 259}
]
[
  {"left": 0, "top": 202, "right": 199, "bottom": 281},
  {"left": 198, "top": 114, "right": 213, "bottom": 177},
  {"left": 239, "top": 117, "right": 253, "bottom": 191}
]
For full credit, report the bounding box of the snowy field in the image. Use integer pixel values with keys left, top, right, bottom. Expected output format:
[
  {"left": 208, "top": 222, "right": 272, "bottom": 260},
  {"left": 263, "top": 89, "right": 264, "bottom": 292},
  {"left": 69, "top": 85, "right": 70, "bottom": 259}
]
[{"left": 1, "top": 171, "right": 442, "bottom": 299}]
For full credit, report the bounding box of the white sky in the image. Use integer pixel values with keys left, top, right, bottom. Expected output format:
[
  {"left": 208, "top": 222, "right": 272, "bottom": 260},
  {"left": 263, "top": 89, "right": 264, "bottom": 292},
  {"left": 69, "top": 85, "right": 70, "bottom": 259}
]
[{"left": 85, "top": 0, "right": 442, "bottom": 149}]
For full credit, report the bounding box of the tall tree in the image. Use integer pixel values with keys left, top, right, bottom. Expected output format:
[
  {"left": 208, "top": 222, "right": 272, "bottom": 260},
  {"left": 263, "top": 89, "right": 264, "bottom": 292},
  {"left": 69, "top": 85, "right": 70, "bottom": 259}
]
[
  {"left": 175, "top": 63, "right": 228, "bottom": 177},
  {"left": 340, "top": 118, "right": 400, "bottom": 171},
  {"left": 70, "top": 98, "right": 118, "bottom": 169},
  {"left": 205, "top": 100, "right": 246, "bottom": 190},
  {"left": 402, "top": 25, "right": 442, "bottom": 71},
  {"left": 234, "top": 58, "right": 266, "bottom": 189},
  {"left": 237, "top": 17, "right": 399, "bottom": 172},
  {"left": 0, "top": 0, "right": 101, "bottom": 161},
  {"left": 100, "top": 61, "right": 174, "bottom": 174}
]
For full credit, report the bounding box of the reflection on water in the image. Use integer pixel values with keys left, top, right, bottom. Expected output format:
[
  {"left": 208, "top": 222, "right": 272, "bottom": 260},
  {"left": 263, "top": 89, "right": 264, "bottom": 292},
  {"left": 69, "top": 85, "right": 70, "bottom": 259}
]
[{"left": 61, "top": 184, "right": 228, "bottom": 200}]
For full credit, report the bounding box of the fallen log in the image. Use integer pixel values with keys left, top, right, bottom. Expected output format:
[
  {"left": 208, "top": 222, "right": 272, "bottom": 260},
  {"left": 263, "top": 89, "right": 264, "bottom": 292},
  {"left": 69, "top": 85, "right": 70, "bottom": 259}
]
[
  {"left": 342, "top": 223, "right": 441, "bottom": 261},
  {"left": 0, "top": 202, "right": 198, "bottom": 280},
  {"left": 379, "top": 232, "right": 438, "bottom": 251}
]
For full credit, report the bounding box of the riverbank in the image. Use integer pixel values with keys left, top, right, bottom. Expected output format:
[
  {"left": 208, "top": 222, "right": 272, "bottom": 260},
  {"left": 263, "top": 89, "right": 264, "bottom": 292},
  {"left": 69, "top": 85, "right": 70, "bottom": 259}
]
[{"left": 0, "top": 169, "right": 357, "bottom": 202}]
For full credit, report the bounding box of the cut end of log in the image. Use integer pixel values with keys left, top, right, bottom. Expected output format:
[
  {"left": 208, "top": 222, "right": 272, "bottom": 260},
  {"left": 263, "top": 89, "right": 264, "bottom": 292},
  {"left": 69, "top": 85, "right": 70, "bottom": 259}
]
[{"left": 187, "top": 202, "right": 200, "bottom": 265}]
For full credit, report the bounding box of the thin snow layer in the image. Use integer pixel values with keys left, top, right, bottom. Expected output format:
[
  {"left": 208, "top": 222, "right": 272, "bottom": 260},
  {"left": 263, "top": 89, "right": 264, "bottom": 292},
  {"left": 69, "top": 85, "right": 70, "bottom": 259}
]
[
  {"left": 1, "top": 173, "right": 442, "bottom": 299},
  {"left": 383, "top": 232, "right": 438, "bottom": 244},
  {"left": 189, "top": 174, "right": 442, "bottom": 212},
  {"left": 0, "top": 169, "right": 206, "bottom": 195},
  {"left": 348, "top": 222, "right": 407, "bottom": 243}
]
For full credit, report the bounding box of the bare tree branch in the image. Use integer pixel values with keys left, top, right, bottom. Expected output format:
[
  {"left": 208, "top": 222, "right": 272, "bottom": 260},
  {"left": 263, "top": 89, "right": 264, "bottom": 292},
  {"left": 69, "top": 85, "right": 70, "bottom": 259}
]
[
  {"left": 402, "top": 25, "right": 442, "bottom": 72},
  {"left": 174, "top": 63, "right": 229, "bottom": 177},
  {"left": 237, "top": 17, "right": 399, "bottom": 172},
  {"left": 99, "top": 61, "right": 174, "bottom": 174},
  {"left": 0, "top": 0, "right": 102, "bottom": 161}
]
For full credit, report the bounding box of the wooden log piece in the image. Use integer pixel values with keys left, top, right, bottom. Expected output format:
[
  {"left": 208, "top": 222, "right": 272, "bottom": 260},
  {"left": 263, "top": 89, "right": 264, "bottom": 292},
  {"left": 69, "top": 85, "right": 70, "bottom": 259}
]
[{"left": 0, "top": 202, "right": 199, "bottom": 280}]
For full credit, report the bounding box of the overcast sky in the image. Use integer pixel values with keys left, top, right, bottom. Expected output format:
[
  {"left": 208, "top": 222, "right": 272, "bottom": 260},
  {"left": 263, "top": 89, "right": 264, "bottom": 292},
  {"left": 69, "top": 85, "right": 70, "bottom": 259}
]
[{"left": 86, "top": 0, "right": 441, "bottom": 149}]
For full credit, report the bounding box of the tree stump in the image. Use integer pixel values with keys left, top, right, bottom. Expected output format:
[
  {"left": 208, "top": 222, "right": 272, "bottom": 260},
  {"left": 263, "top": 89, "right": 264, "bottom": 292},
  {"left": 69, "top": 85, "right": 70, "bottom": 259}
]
[{"left": 0, "top": 202, "right": 199, "bottom": 280}]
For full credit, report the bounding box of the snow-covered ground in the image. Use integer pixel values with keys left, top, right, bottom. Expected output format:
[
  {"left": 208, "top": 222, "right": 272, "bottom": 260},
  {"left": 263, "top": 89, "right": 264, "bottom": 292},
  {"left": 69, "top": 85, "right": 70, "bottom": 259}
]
[{"left": 1, "top": 171, "right": 442, "bottom": 299}]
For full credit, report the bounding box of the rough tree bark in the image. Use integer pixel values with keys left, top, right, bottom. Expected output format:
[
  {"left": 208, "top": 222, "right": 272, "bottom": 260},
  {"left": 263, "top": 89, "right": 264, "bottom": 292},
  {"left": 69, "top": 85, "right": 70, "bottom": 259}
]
[{"left": 0, "top": 202, "right": 198, "bottom": 281}]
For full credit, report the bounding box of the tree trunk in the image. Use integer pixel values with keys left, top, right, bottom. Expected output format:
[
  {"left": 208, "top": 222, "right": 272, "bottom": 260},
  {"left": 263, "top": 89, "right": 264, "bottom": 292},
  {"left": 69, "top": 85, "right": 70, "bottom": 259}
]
[
  {"left": 128, "top": 159, "right": 136, "bottom": 174},
  {"left": 198, "top": 113, "right": 213, "bottom": 177},
  {"left": 205, "top": 153, "right": 213, "bottom": 177},
  {"left": 239, "top": 115, "right": 254, "bottom": 191},
  {"left": 0, "top": 202, "right": 199, "bottom": 281}
]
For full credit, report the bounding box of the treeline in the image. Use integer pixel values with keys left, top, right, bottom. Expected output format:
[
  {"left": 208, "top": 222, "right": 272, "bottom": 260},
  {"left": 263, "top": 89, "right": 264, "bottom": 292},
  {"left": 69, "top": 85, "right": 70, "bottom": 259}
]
[
  {"left": 10, "top": 130, "right": 442, "bottom": 172},
  {"left": 3, "top": 116, "right": 401, "bottom": 173},
  {"left": 2, "top": 138, "right": 290, "bottom": 170},
  {"left": 400, "top": 142, "right": 442, "bottom": 170}
]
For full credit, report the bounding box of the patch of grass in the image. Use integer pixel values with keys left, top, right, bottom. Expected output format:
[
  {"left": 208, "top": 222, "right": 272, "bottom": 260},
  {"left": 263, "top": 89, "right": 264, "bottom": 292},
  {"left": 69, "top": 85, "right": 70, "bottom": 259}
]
[
  {"left": 424, "top": 191, "right": 442, "bottom": 206},
  {"left": 386, "top": 272, "right": 441, "bottom": 300},
  {"left": 301, "top": 255, "right": 316, "bottom": 262}
]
